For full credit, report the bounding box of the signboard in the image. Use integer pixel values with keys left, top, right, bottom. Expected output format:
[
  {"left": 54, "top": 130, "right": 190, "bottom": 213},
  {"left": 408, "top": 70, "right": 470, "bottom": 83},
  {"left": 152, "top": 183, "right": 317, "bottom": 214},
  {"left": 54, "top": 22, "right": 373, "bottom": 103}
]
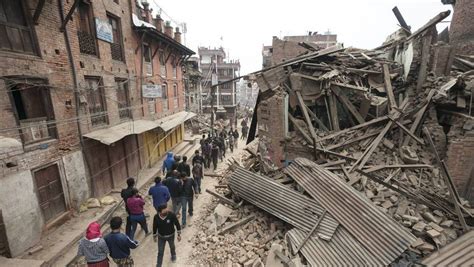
[
  {"left": 211, "top": 73, "right": 218, "bottom": 85},
  {"left": 142, "top": 84, "right": 162, "bottom": 98},
  {"left": 95, "top": 18, "right": 113, "bottom": 43}
]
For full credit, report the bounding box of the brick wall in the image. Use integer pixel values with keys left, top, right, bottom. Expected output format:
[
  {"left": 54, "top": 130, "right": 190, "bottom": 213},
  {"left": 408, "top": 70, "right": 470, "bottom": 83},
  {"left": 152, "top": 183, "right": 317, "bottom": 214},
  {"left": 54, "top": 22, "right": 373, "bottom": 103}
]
[
  {"left": 257, "top": 93, "right": 287, "bottom": 167},
  {"left": 449, "top": 0, "right": 474, "bottom": 54},
  {"left": 0, "top": 0, "right": 80, "bottom": 168},
  {"left": 271, "top": 37, "right": 308, "bottom": 66},
  {"left": 446, "top": 132, "right": 474, "bottom": 203}
]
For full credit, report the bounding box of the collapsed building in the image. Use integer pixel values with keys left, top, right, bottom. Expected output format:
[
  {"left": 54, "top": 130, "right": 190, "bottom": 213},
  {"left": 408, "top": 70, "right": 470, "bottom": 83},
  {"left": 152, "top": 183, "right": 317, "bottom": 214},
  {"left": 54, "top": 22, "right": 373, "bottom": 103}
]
[{"left": 190, "top": 4, "right": 474, "bottom": 267}]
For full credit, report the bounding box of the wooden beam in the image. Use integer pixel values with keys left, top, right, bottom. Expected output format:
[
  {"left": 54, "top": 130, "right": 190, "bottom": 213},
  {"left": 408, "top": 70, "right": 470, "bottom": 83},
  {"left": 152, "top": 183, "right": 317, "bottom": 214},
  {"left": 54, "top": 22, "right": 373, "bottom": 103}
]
[
  {"left": 319, "top": 116, "right": 389, "bottom": 141},
  {"left": 306, "top": 105, "right": 329, "bottom": 131},
  {"left": 289, "top": 114, "right": 357, "bottom": 161},
  {"left": 151, "top": 45, "right": 160, "bottom": 60},
  {"left": 328, "top": 93, "right": 340, "bottom": 131},
  {"left": 218, "top": 215, "right": 255, "bottom": 235},
  {"left": 403, "top": 89, "right": 436, "bottom": 146},
  {"left": 392, "top": 119, "right": 425, "bottom": 145},
  {"left": 205, "top": 189, "right": 238, "bottom": 208},
  {"left": 365, "top": 164, "right": 433, "bottom": 173},
  {"left": 59, "top": 0, "right": 81, "bottom": 32},
  {"left": 331, "top": 86, "right": 365, "bottom": 124},
  {"left": 383, "top": 64, "right": 397, "bottom": 110},
  {"left": 165, "top": 47, "right": 174, "bottom": 63},
  {"left": 327, "top": 131, "right": 380, "bottom": 150},
  {"left": 331, "top": 82, "right": 368, "bottom": 92},
  {"left": 415, "top": 29, "right": 434, "bottom": 92},
  {"left": 406, "top": 10, "right": 451, "bottom": 42},
  {"left": 293, "top": 210, "right": 327, "bottom": 255},
  {"left": 295, "top": 91, "right": 318, "bottom": 160},
  {"left": 33, "top": 0, "right": 47, "bottom": 24}
]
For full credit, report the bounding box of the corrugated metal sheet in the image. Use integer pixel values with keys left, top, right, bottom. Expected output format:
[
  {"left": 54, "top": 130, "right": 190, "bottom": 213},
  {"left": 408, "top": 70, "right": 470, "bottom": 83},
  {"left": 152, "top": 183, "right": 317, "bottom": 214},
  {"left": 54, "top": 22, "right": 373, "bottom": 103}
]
[
  {"left": 287, "top": 228, "right": 380, "bottom": 267},
  {"left": 284, "top": 158, "right": 416, "bottom": 266},
  {"left": 229, "top": 167, "right": 339, "bottom": 240},
  {"left": 422, "top": 231, "right": 474, "bottom": 267}
]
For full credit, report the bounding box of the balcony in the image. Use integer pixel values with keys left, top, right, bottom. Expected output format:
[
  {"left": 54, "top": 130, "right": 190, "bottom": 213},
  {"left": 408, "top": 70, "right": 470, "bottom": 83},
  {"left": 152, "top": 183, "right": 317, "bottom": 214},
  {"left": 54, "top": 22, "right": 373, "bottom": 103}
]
[
  {"left": 20, "top": 117, "right": 53, "bottom": 144},
  {"left": 77, "top": 31, "right": 97, "bottom": 56},
  {"left": 118, "top": 106, "right": 132, "bottom": 120}
]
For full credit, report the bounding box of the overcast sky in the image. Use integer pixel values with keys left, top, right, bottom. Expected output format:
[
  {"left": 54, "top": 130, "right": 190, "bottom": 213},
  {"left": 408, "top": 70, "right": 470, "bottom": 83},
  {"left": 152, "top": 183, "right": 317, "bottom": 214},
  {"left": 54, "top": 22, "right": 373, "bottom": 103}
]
[{"left": 148, "top": 0, "right": 452, "bottom": 74}]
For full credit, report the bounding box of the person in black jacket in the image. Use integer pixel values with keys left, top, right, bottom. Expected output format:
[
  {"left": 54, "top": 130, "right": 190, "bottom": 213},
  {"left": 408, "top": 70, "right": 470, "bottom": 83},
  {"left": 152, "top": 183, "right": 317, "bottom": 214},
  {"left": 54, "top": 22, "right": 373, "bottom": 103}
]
[
  {"left": 120, "top": 177, "right": 135, "bottom": 237},
  {"left": 177, "top": 156, "right": 191, "bottom": 177},
  {"left": 179, "top": 172, "right": 197, "bottom": 227},
  {"left": 162, "top": 171, "right": 183, "bottom": 214},
  {"left": 153, "top": 205, "right": 181, "bottom": 267},
  {"left": 211, "top": 142, "right": 220, "bottom": 171}
]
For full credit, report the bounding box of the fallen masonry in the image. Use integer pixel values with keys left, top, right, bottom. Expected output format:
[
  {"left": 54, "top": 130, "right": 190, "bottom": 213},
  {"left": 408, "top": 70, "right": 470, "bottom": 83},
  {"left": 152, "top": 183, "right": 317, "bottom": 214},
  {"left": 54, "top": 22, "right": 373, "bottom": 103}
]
[{"left": 189, "top": 6, "right": 474, "bottom": 267}]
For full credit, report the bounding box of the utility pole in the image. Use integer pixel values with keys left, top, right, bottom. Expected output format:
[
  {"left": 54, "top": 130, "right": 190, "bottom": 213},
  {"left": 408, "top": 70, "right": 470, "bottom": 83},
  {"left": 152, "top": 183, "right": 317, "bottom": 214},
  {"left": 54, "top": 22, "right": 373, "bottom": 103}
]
[{"left": 210, "top": 55, "right": 218, "bottom": 136}]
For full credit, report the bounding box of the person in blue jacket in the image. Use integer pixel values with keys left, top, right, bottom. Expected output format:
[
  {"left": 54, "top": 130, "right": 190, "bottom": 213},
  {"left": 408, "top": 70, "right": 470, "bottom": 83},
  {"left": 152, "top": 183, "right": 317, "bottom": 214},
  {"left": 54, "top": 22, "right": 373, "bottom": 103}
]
[
  {"left": 162, "top": 152, "right": 175, "bottom": 175},
  {"left": 104, "top": 216, "right": 138, "bottom": 266},
  {"left": 148, "top": 176, "right": 170, "bottom": 212}
]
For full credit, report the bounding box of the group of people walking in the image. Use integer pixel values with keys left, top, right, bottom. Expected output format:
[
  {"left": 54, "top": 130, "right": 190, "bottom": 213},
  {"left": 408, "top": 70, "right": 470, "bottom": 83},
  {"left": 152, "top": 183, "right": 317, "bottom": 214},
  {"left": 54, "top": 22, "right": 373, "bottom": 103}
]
[
  {"left": 200, "top": 119, "right": 248, "bottom": 171},
  {"left": 77, "top": 151, "right": 204, "bottom": 267},
  {"left": 76, "top": 121, "right": 249, "bottom": 266}
]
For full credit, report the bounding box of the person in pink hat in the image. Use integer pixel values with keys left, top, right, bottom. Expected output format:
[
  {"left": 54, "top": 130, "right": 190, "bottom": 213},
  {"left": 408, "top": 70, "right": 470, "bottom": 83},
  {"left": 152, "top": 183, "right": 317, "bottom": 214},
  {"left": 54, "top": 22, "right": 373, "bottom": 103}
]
[{"left": 77, "top": 221, "right": 110, "bottom": 267}]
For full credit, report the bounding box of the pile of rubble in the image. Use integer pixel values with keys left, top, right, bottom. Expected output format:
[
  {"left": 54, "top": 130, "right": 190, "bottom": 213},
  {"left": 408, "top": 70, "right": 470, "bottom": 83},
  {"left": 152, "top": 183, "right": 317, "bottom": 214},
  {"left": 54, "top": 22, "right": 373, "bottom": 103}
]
[{"left": 190, "top": 8, "right": 474, "bottom": 267}]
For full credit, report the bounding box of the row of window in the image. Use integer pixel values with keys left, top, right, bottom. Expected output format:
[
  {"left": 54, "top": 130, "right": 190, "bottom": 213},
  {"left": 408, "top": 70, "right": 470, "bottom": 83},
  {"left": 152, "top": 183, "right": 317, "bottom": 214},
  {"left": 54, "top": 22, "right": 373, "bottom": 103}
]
[
  {"left": 143, "top": 44, "right": 178, "bottom": 79},
  {"left": 6, "top": 75, "right": 182, "bottom": 145}
]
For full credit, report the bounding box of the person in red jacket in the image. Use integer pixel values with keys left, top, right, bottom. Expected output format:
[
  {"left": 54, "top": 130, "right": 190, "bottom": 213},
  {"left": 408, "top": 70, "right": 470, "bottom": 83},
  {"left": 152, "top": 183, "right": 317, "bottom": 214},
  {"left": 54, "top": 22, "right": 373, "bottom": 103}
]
[{"left": 126, "top": 188, "right": 149, "bottom": 241}]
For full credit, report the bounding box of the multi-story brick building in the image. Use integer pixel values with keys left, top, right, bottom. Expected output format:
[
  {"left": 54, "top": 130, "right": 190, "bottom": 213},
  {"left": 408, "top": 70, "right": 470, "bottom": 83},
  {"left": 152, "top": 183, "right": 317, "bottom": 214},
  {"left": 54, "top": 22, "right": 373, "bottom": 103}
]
[
  {"left": 199, "top": 47, "right": 240, "bottom": 121},
  {"left": 0, "top": 0, "right": 194, "bottom": 257},
  {"left": 263, "top": 32, "right": 338, "bottom": 67},
  {"left": 183, "top": 56, "right": 202, "bottom": 113}
]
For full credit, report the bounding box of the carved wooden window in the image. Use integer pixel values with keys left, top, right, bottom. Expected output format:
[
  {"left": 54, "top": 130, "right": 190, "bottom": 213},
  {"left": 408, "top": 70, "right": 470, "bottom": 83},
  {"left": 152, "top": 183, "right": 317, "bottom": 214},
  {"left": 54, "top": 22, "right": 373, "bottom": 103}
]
[
  {"left": 0, "top": 0, "right": 36, "bottom": 54},
  {"left": 76, "top": 0, "right": 97, "bottom": 56}
]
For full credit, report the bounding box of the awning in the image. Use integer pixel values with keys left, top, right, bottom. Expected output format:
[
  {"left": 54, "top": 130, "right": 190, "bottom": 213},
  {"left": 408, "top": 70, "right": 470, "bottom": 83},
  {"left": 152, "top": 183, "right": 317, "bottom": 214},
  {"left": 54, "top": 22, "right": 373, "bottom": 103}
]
[
  {"left": 84, "top": 120, "right": 158, "bottom": 145},
  {"left": 155, "top": 111, "right": 196, "bottom": 132},
  {"left": 83, "top": 111, "right": 196, "bottom": 145}
]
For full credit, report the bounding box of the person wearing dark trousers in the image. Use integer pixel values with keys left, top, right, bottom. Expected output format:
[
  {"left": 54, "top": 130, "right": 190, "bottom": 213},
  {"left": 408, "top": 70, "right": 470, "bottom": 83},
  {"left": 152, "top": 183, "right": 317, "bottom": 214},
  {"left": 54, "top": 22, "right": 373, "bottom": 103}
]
[
  {"left": 162, "top": 171, "right": 183, "bottom": 215},
  {"left": 104, "top": 217, "right": 138, "bottom": 267},
  {"left": 153, "top": 205, "right": 181, "bottom": 267},
  {"left": 148, "top": 177, "right": 170, "bottom": 213},
  {"left": 126, "top": 189, "right": 149, "bottom": 241},
  {"left": 201, "top": 141, "right": 211, "bottom": 169},
  {"left": 233, "top": 129, "right": 239, "bottom": 148},
  {"left": 192, "top": 162, "right": 203, "bottom": 194},
  {"left": 211, "top": 142, "right": 220, "bottom": 171},
  {"left": 120, "top": 178, "right": 135, "bottom": 237},
  {"left": 180, "top": 173, "right": 198, "bottom": 227},
  {"left": 177, "top": 156, "right": 191, "bottom": 177}
]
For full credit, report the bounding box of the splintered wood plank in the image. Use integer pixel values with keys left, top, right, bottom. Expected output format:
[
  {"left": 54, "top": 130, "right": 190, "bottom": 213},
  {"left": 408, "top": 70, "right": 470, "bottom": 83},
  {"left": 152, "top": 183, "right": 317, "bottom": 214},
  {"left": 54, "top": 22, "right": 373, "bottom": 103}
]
[
  {"left": 328, "top": 94, "right": 340, "bottom": 131},
  {"left": 383, "top": 64, "right": 397, "bottom": 110}
]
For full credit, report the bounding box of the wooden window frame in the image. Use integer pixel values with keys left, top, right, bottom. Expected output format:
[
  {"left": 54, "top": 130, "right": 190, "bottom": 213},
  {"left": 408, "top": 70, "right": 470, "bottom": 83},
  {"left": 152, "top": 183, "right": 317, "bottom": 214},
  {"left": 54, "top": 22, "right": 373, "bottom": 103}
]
[
  {"left": 84, "top": 76, "right": 108, "bottom": 127},
  {"left": 0, "top": 0, "right": 39, "bottom": 55},
  {"left": 76, "top": 0, "right": 99, "bottom": 56},
  {"left": 107, "top": 13, "right": 124, "bottom": 62}
]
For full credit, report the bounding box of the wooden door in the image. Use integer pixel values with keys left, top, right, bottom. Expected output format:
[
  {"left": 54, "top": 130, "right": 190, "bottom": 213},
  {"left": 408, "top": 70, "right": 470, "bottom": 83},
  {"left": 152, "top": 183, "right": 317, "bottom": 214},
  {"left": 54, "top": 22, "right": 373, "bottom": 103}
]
[
  {"left": 124, "top": 135, "right": 140, "bottom": 178},
  {"left": 33, "top": 164, "right": 67, "bottom": 223},
  {"left": 108, "top": 139, "right": 128, "bottom": 187},
  {"left": 0, "top": 210, "right": 11, "bottom": 258},
  {"left": 85, "top": 139, "right": 113, "bottom": 197}
]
